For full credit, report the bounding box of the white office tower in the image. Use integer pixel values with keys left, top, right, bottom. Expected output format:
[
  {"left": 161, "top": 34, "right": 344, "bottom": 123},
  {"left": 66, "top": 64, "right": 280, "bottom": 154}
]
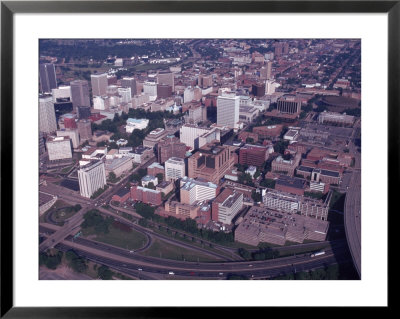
[
  {"left": 183, "top": 87, "right": 195, "bottom": 103},
  {"left": 51, "top": 86, "right": 71, "bottom": 102},
  {"left": 143, "top": 82, "right": 157, "bottom": 100},
  {"left": 46, "top": 136, "right": 72, "bottom": 160},
  {"left": 93, "top": 96, "right": 109, "bottom": 110},
  {"left": 91, "top": 73, "right": 108, "bottom": 96},
  {"left": 217, "top": 93, "right": 240, "bottom": 129},
  {"left": 265, "top": 80, "right": 280, "bottom": 95},
  {"left": 56, "top": 129, "right": 80, "bottom": 149},
  {"left": 180, "top": 176, "right": 218, "bottom": 205},
  {"left": 179, "top": 124, "right": 217, "bottom": 150},
  {"left": 78, "top": 160, "right": 107, "bottom": 198},
  {"left": 39, "top": 95, "right": 57, "bottom": 133},
  {"left": 117, "top": 87, "right": 132, "bottom": 104},
  {"left": 165, "top": 157, "right": 185, "bottom": 181}
]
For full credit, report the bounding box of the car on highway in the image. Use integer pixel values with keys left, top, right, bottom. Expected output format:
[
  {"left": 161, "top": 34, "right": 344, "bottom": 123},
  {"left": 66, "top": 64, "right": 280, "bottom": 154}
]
[
  {"left": 168, "top": 271, "right": 175, "bottom": 275},
  {"left": 138, "top": 268, "right": 142, "bottom": 271},
  {"left": 219, "top": 272, "right": 224, "bottom": 275}
]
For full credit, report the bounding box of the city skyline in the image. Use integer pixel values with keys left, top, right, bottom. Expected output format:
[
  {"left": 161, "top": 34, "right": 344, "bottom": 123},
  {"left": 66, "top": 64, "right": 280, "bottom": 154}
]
[{"left": 39, "top": 38, "right": 361, "bottom": 281}]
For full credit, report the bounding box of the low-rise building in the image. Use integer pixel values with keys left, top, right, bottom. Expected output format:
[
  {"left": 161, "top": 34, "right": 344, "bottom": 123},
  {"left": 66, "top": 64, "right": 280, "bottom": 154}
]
[
  {"left": 130, "top": 185, "right": 162, "bottom": 206},
  {"left": 275, "top": 175, "right": 306, "bottom": 196},
  {"left": 105, "top": 156, "right": 133, "bottom": 178},
  {"left": 263, "top": 189, "right": 330, "bottom": 220},
  {"left": 147, "top": 162, "right": 165, "bottom": 178},
  {"left": 180, "top": 176, "right": 218, "bottom": 205},
  {"left": 126, "top": 118, "right": 149, "bottom": 133},
  {"left": 271, "top": 152, "right": 301, "bottom": 176},
  {"left": 143, "top": 128, "right": 169, "bottom": 149},
  {"left": 111, "top": 188, "right": 131, "bottom": 203},
  {"left": 141, "top": 175, "right": 158, "bottom": 187},
  {"left": 156, "top": 180, "right": 174, "bottom": 195},
  {"left": 234, "top": 206, "right": 329, "bottom": 246},
  {"left": 212, "top": 188, "right": 243, "bottom": 225},
  {"left": 252, "top": 124, "right": 283, "bottom": 139}
]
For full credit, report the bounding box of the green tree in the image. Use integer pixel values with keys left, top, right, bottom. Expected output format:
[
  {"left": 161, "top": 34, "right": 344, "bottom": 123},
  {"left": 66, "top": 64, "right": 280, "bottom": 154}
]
[
  {"left": 98, "top": 265, "right": 113, "bottom": 280},
  {"left": 238, "top": 248, "right": 252, "bottom": 260},
  {"left": 66, "top": 250, "right": 87, "bottom": 273},
  {"left": 251, "top": 190, "right": 262, "bottom": 203}
]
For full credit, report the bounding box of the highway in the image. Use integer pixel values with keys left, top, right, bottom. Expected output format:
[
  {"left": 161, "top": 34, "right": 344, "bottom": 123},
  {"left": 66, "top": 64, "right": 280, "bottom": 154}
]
[
  {"left": 50, "top": 236, "right": 351, "bottom": 280},
  {"left": 40, "top": 223, "right": 351, "bottom": 279},
  {"left": 343, "top": 121, "right": 361, "bottom": 278}
]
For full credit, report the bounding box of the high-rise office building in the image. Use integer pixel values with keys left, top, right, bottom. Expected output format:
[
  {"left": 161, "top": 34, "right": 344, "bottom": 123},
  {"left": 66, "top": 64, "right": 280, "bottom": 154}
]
[
  {"left": 77, "top": 119, "right": 92, "bottom": 140},
  {"left": 217, "top": 93, "right": 240, "bottom": 129},
  {"left": 39, "top": 95, "right": 57, "bottom": 133},
  {"left": 78, "top": 106, "right": 91, "bottom": 119},
  {"left": 91, "top": 73, "right": 108, "bottom": 97},
  {"left": 70, "top": 80, "right": 90, "bottom": 111},
  {"left": 266, "top": 60, "right": 273, "bottom": 79},
  {"left": 157, "top": 71, "right": 174, "bottom": 92},
  {"left": 46, "top": 136, "right": 72, "bottom": 161},
  {"left": 180, "top": 176, "right": 218, "bottom": 205},
  {"left": 165, "top": 157, "right": 185, "bottom": 182},
  {"left": 117, "top": 87, "right": 132, "bottom": 103},
  {"left": 157, "top": 136, "right": 187, "bottom": 163},
  {"left": 78, "top": 160, "right": 107, "bottom": 198},
  {"left": 188, "top": 142, "right": 236, "bottom": 184},
  {"left": 121, "top": 77, "right": 137, "bottom": 97},
  {"left": 39, "top": 63, "right": 57, "bottom": 93},
  {"left": 56, "top": 128, "right": 80, "bottom": 149},
  {"left": 39, "top": 132, "right": 46, "bottom": 155},
  {"left": 277, "top": 95, "right": 301, "bottom": 114}
]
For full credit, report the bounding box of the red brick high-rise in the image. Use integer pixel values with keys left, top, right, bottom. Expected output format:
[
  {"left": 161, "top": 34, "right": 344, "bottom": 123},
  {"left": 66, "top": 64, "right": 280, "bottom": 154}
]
[{"left": 239, "top": 144, "right": 269, "bottom": 167}]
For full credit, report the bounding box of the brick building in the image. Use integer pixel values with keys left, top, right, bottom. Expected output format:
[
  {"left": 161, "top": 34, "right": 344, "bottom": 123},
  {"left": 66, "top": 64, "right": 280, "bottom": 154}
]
[
  {"left": 271, "top": 152, "right": 301, "bottom": 176},
  {"left": 275, "top": 175, "right": 306, "bottom": 196},
  {"left": 188, "top": 142, "right": 237, "bottom": 184},
  {"left": 239, "top": 144, "right": 269, "bottom": 167},
  {"left": 252, "top": 124, "right": 283, "bottom": 139},
  {"left": 130, "top": 185, "right": 162, "bottom": 206},
  {"left": 157, "top": 135, "right": 187, "bottom": 164}
]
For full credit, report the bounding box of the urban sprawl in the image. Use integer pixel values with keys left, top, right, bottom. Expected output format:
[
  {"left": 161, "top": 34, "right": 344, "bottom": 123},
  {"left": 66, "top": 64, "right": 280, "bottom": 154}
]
[{"left": 39, "top": 39, "right": 361, "bottom": 280}]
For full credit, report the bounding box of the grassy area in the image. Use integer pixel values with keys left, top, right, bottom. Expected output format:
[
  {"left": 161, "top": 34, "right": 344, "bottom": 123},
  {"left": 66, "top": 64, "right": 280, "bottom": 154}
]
[
  {"left": 60, "top": 165, "right": 74, "bottom": 174},
  {"left": 152, "top": 227, "right": 235, "bottom": 261},
  {"left": 82, "top": 224, "right": 147, "bottom": 251},
  {"left": 139, "top": 238, "right": 221, "bottom": 263},
  {"left": 39, "top": 200, "right": 71, "bottom": 223}
]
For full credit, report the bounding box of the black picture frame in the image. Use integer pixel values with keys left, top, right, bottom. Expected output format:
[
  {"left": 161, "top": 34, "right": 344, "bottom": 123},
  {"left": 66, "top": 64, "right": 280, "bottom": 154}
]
[{"left": 1, "top": 0, "right": 395, "bottom": 317}]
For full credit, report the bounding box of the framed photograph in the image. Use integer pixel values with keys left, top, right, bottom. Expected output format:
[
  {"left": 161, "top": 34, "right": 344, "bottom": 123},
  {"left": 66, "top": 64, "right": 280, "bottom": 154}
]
[{"left": 1, "top": 0, "right": 395, "bottom": 317}]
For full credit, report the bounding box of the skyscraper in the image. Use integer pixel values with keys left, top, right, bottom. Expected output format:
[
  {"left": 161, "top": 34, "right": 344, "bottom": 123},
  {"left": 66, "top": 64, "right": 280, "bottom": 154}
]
[
  {"left": 39, "top": 95, "right": 57, "bottom": 133},
  {"left": 78, "top": 160, "right": 107, "bottom": 198},
  {"left": 77, "top": 119, "right": 92, "bottom": 140},
  {"left": 39, "top": 63, "right": 57, "bottom": 93},
  {"left": 91, "top": 73, "right": 108, "bottom": 97},
  {"left": 121, "top": 77, "right": 137, "bottom": 97},
  {"left": 70, "top": 80, "right": 90, "bottom": 111},
  {"left": 157, "top": 71, "right": 174, "bottom": 92},
  {"left": 217, "top": 93, "right": 240, "bottom": 129}
]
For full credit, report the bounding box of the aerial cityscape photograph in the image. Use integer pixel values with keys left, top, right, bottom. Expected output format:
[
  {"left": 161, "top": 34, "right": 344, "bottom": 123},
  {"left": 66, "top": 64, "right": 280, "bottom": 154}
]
[{"left": 38, "top": 38, "right": 361, "bottom": 280}]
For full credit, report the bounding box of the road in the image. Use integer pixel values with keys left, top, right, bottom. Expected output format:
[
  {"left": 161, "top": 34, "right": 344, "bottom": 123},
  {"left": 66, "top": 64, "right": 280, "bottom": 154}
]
[
  {"left": 343, "top": 120, "right": 361, "bottom": 278},
  {"left": 49, "top": 235, "right": 351, "bottom": 280}
]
